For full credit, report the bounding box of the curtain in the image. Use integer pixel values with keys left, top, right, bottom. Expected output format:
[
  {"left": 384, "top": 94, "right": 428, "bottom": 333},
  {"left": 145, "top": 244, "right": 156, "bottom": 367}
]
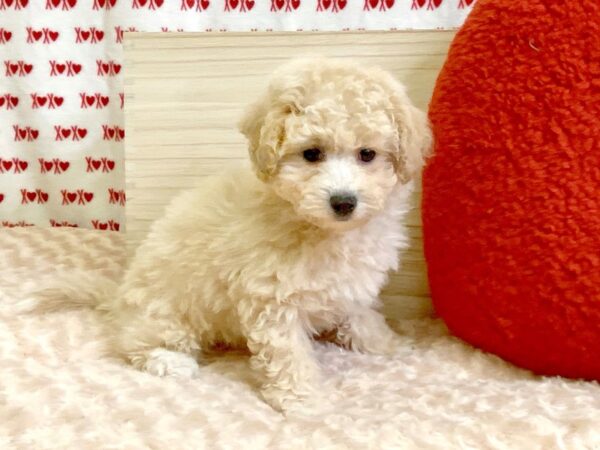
[{"left": 0, "top": 0, "right": 474, "bottom": 230}]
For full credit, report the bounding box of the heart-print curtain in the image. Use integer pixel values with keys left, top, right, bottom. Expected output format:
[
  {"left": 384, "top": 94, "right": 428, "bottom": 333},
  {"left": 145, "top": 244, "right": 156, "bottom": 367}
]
[{"left": 0, "top": 0, "right": 474, "bottom": 231}]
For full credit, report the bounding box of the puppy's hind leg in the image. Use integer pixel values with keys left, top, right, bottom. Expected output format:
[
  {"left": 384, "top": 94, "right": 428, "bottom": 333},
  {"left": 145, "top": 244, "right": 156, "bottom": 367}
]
[
  {"left": 136, "top": 348, "right": 201, "bottom": 379},
  {"left": 110, "top": 312, "right": 203, "bottom": 379}
]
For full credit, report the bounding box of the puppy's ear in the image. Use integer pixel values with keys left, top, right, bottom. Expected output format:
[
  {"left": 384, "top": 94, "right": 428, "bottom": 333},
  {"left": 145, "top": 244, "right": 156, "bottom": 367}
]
[
  {"left": 238, "top": 94, "right": 289, "bottom": 182},
  {"left": 388, "top": 85, "right": 433, "bottom": 183}
]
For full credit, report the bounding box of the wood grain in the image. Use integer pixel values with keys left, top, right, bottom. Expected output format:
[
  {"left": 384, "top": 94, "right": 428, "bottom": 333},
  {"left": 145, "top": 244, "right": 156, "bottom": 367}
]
[{"left": 124, "top": 31, "right": 454, "bottom": 318}]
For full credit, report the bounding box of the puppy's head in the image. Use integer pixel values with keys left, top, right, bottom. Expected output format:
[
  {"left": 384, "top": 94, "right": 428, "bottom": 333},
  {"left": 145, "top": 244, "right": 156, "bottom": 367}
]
[{"left": 239, "top": 57, "right": 431, "bottom": 231}]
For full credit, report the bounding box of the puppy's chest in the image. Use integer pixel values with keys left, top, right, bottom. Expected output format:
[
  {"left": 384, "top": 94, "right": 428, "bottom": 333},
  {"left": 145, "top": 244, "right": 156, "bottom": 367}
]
[{"left": 280, "top": 233, "right": 399, "bottom": 307}]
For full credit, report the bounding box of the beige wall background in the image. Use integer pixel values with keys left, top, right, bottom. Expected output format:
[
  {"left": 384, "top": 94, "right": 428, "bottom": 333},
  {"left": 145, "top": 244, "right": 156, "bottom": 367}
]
[{"left": 123, "top": 31, "right": 454, "bottom": 319}]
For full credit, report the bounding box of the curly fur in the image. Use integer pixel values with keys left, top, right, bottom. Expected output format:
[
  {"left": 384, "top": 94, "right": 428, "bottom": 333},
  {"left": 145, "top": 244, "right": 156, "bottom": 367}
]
[{"left": 35, "top": 57, "right": 431, "bottom": 411}]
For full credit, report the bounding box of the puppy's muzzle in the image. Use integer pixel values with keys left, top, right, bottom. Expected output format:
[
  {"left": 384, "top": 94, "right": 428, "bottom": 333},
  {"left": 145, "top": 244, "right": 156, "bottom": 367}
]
[{"left": 330, "top": 194, "right": 357, "bottom": 218}]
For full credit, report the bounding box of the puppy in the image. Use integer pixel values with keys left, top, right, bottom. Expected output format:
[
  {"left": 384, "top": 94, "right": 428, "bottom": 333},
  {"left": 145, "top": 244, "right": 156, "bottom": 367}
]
[{"left": 48, "top": 57, "right": 431, "bottom": 411}]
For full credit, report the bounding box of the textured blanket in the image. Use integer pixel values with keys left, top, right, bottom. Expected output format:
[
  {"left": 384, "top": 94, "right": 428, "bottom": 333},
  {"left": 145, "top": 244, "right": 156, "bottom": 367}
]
[{"left": 0, "top": 228, "right": 599, "bottom": 449}]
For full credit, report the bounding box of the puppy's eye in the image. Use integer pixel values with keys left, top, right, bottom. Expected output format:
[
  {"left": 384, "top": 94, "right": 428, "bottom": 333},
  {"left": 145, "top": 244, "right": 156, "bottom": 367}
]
[
  {"left": 303, "top": 148, "right": 324, "bottom": 163},
  {"left": 358, "top": 148, "right": 376, "bottom": 163}
]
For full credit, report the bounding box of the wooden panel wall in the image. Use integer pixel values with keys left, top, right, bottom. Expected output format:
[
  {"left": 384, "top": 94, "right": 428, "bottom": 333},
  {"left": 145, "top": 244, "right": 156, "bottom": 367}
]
[{"left": 124, "top": 31, "right": 454, "bottom": 318}]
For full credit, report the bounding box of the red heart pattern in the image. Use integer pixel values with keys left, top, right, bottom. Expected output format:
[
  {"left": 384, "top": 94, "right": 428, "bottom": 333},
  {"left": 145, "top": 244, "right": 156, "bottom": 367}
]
[
  {"left": 410, "top": 0, "right": 446, "bottom": 9},
  {"left": 39, "top": 158, "right": 71, "bottom": 174},
  {"left": 0, "top": 2, "right": 469, "bottom": 230}
]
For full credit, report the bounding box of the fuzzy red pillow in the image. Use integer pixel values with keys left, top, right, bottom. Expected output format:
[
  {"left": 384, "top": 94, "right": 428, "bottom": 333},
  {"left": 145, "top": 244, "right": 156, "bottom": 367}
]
[{"left": 423, "top": 0, "right": 600, "bottom": 380}]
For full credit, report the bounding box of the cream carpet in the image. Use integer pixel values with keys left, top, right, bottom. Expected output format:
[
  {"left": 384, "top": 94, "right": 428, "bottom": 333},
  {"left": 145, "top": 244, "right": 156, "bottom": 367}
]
[{"left": 0, "top": 228, "right": 598, "bottom": 449}]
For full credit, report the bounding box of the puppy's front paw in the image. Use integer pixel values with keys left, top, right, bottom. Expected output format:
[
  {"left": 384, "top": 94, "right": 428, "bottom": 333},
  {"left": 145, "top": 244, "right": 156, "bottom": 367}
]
[
  {"left": 349, "top": 329, "right": 403, "bottom": 356},
  {"left": 260, "top": 383, "right": 324, "bottom": 414},
  {"left": 141, "top": 348, "right": 201, "bottom": 379},
  {"left": 260, "top": 385, "right": 304, "bottom": 412},
  {"left": 367, "top": 332, "right": 403, "bottom": 356},
  {"left": 339, "top": 309, "right": 403, "bottom": 356}
]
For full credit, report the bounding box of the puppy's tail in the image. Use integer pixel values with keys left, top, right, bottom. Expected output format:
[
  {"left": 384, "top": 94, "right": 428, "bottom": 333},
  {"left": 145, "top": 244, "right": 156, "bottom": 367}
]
[{"left": 14, "top": 269, "right": 118, "bottom": 314}]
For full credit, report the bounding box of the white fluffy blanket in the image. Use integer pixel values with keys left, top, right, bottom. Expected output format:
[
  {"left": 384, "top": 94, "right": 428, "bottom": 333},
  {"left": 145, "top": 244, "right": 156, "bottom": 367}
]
[{"left": 1, "top": 228, "right": 599, "bottom": 449}]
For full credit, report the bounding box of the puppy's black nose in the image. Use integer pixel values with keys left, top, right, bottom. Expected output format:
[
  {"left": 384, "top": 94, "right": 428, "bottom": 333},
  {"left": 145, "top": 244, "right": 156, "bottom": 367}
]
[{"left": 330, "top": 194, "right": 357, "bottom": 217}]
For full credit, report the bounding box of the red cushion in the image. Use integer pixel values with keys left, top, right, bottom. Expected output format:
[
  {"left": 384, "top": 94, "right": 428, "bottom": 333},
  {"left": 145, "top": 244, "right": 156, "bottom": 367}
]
[{"left": 423, "top": 0, "right": 600, "bottom": 380}]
